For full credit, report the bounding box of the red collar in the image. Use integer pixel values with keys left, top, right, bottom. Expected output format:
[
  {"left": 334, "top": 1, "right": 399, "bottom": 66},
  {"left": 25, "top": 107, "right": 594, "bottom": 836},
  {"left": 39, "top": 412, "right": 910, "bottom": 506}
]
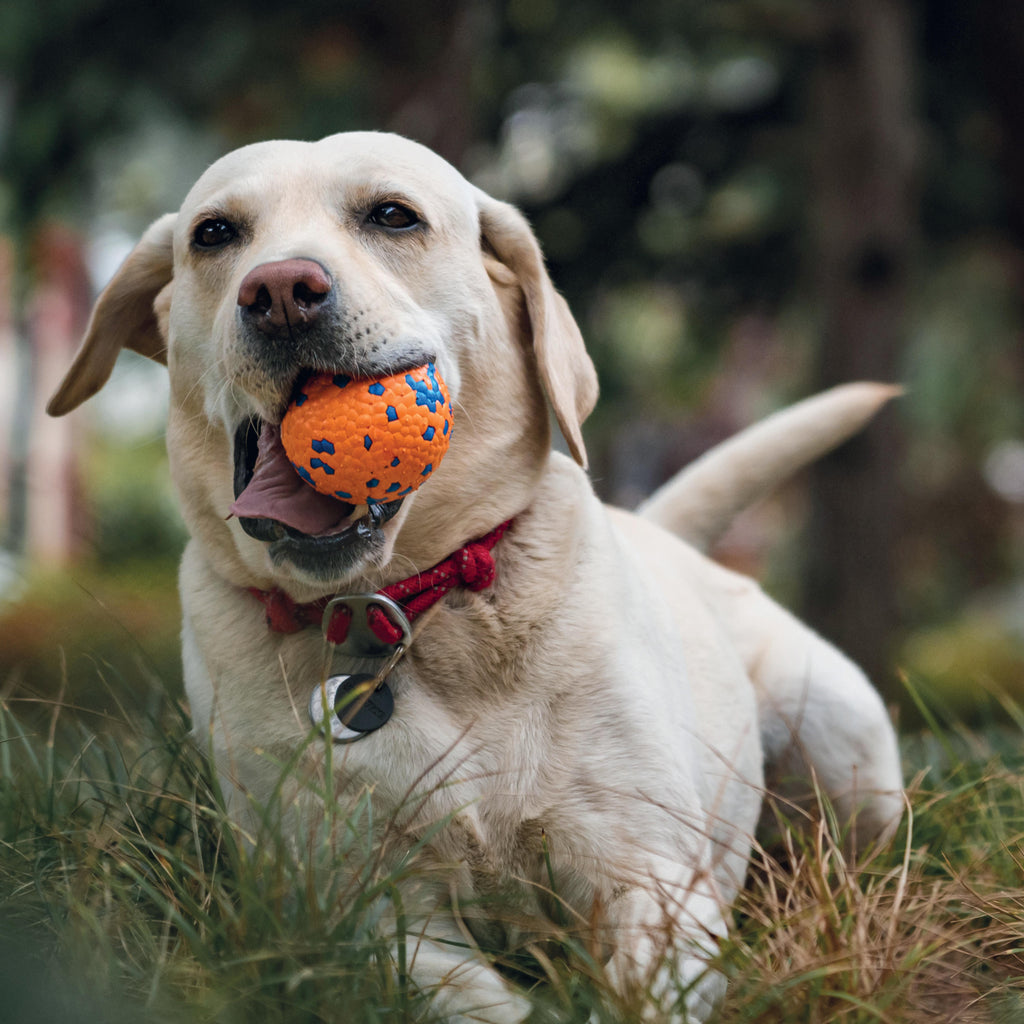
[{"left": 249, "top": 519, "right": 513, "bottom": 646}]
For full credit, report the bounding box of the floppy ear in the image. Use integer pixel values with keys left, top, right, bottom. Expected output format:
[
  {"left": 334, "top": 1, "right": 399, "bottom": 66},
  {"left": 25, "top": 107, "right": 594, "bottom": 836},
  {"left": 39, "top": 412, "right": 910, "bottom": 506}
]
[
  {"left": 47, "top": 213, "right": 176, "bottom": 416},
  {"left": 476, "top": 193, "right": 598, "bottom": 468}
]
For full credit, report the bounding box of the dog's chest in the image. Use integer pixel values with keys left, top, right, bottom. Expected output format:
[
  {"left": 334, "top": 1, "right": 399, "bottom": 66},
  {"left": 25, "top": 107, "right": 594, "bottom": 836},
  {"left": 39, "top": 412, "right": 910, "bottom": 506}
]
[{"left": 442, "top": 809, "right": 606, "bottom": 952}]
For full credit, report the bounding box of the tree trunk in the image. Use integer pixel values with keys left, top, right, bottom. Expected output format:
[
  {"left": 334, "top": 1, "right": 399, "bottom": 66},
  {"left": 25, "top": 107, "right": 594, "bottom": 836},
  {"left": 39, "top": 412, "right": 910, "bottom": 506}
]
[{"left": 802, "top": 0, "right": 918, "bottom": 695}]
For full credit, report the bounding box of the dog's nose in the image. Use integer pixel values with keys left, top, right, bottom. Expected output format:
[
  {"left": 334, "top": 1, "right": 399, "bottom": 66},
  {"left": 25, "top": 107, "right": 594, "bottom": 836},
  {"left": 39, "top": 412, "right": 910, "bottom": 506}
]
[{"left": 237, "top": 259, "right": 332, "bottom": 332}]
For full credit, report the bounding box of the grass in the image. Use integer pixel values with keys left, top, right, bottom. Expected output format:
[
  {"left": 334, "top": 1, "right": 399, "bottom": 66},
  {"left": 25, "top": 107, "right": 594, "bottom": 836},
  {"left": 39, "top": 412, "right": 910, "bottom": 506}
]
[{"left": 1, "top": 676, "right": 1023, "bottom": 1023}]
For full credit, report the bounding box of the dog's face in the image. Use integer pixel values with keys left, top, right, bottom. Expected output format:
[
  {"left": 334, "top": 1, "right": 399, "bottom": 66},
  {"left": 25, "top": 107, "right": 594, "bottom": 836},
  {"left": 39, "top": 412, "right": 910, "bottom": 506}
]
[{"left": 49, "top": 132, "right": 599, "bottom": 593}]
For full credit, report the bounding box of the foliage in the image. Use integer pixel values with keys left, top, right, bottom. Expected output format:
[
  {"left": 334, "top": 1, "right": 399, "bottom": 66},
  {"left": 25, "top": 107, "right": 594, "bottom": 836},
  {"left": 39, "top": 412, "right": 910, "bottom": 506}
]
[
  {"left": 88, "top": 434, "right": 187, "bottom": 567},
  {"left": 0, "top": 0, "right": 404, "bottom": 232},
  {"left": 0, "top": 561, "right": 184, "bottom": 727},
  {"left": 1, "top": 678, "right": 1022, "bottom": 1023}
]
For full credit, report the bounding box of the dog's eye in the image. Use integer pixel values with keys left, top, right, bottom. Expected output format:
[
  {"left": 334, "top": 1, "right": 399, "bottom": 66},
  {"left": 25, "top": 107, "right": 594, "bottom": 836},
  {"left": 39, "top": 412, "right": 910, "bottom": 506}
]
[
  {"left": 193, "top": 218, "right": 238, "bottom": 249},
  {"left": 367, "top": 203, "right": 420, "bottom": 230}
]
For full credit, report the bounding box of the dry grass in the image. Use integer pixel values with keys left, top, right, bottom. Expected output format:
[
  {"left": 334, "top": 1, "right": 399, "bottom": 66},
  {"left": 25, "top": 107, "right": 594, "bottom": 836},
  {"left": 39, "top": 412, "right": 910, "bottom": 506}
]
[
  {"left": 713, "top": 730, "right": 1024, "bottom": 1024},
  {"left": 719, "top": 817, "right": 1017, "bottom": 1021}
]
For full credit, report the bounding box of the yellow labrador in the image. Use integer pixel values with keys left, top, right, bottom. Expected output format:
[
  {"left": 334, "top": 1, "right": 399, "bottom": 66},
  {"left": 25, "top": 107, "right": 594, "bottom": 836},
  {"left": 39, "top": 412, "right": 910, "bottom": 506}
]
[{"left": 49, "top": 132, "right": 902, "bottom": 1022}]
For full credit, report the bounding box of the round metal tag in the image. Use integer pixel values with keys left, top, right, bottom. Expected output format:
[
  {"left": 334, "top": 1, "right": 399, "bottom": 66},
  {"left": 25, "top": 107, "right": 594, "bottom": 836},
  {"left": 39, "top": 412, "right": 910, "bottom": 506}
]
[{"left": 309, "top": 673, "right": 394, "bottom": 743}]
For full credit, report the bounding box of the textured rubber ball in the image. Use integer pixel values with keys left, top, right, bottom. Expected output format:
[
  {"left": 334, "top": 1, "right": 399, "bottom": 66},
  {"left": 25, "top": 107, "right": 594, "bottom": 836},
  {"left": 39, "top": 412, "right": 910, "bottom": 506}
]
[{"left": 280, "top": 363, "right": 453, "bottom": 506}]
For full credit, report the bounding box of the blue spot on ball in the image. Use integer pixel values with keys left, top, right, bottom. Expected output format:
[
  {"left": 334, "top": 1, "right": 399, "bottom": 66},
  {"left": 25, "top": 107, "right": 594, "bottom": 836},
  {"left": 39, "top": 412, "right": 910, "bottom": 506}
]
[
  {"left": 368, "top": 382, "right": 385, "bottom": 396},
  {"left": 311, "top": 438, "right": 335, "bottom": 454},
  {"left": 295, "top": 392, "right": 308, "bottom": 407},
  {"left": 335, "top": 490, "right": 353, "bottom": 500},
  {"left": 366, "top": 478, "right": 380, "bottom": 489},
  {"left": 310, "top": 458, "right": 334, "bottom": 475},
  {"left": 295, "top": 465, "right": 313, "bottom": 485},
  {"left": 386, "top": 482, "right": 402, "bottom": 493},
  {"left": 332, "top": 374, "right": 351, "bottom": 388},
  {"left": 406, "top": 363, "right": 445, "bottom": 413},
  {"left": 421, "top": 463, "right": 433, "bottom": 476},
  {"left": 422, "top": 425, "right": 435, "bottom": 441},
  {"left": 391, "top": 456, "right": 401, "bottom": 467},
  {"left": 364, "top": 434, "right": 373, "bottom": 451},
  {"left": 386, "top": 405, "right": 398, "bottom": 422}
]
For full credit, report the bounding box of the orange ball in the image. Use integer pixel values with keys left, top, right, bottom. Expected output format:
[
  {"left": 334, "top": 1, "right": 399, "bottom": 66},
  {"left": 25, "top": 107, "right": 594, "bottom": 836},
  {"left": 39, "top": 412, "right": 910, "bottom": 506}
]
[{"left": 280, "top": 363, "right": 453, "bottom": 506}]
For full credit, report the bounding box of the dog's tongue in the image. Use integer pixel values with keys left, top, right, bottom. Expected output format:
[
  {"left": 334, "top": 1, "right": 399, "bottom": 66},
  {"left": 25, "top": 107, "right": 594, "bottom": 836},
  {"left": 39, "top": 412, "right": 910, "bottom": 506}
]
[{"left": 229, "top": 423, "right": 354, "bottom": 536}]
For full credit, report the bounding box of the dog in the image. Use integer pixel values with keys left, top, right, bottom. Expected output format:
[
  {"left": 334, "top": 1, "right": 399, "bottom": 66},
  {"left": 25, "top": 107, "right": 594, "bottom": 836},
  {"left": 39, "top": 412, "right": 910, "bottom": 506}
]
[{"left": 48, "top": 131, "right": 902, "bottom": 1022}]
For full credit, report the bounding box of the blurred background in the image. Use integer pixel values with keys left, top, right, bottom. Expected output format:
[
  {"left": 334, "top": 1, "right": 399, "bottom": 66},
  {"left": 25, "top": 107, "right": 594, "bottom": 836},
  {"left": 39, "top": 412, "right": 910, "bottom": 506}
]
[{"left": 1, "top": 0, "right": 1022, "bottom": 727}]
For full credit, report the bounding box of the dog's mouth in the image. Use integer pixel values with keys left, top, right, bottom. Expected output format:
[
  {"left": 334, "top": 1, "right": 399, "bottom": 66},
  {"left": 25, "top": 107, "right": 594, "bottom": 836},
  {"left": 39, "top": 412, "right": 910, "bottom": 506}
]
[{"left": 229, "top": 416, "right": 403, "bottom": 546}]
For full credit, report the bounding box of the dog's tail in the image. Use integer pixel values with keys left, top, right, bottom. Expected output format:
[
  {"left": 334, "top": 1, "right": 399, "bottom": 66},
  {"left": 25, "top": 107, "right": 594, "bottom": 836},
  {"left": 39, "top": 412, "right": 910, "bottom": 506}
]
[{"left": 636, "top": 382, "right": 900, "bottom": 551}]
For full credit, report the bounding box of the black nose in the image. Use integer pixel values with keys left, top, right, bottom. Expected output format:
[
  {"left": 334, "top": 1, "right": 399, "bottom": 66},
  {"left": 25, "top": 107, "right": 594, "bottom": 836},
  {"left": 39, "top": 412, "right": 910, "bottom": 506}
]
[{"left": 237, "top": 259, "right": 332, "bottom": 334}]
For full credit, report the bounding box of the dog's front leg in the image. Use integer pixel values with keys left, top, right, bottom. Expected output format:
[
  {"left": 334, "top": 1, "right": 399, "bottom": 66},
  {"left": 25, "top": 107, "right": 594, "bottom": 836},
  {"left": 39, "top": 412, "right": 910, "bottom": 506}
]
[
  {"left": 603, "top": 857, "right": 728, "bottom": 1023},
  {"left": 401, "top": 913, "right": 531, "bottom": 1024}
]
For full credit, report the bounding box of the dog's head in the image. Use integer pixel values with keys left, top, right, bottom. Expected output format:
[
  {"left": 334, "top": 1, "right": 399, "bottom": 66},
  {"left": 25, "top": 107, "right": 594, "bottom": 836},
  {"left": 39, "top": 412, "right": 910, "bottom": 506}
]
[{"left": 49, "top": 132, "right": 598, "bottom": 594}]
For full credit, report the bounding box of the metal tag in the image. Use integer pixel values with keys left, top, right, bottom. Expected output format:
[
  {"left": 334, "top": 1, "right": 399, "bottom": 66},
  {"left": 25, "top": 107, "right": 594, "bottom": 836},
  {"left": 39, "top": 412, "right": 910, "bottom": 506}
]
[{"left": 309, "top": 672, "right": 394, "bottom": 743}]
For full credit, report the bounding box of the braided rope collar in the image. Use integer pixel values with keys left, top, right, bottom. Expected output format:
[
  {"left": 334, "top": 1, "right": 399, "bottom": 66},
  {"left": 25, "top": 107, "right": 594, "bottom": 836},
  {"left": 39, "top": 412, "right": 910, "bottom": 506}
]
[{"left": 248, "top": 519, "right": 513, "bottom": 644}]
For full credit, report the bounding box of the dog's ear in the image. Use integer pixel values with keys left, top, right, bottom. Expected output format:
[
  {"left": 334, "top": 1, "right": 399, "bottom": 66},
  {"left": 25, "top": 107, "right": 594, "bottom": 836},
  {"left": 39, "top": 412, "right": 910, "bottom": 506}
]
[
  {"left": 476, "top": 193, "right": 598, "bottom": 468},
  {"left": 47, "top": 213, "right": 176, "bottom": 417}
]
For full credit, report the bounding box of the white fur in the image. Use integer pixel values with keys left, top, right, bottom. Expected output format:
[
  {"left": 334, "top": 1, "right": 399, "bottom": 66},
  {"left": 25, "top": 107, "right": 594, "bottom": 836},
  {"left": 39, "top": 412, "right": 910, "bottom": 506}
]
[{"left": 50, "top": 131, "right": 902, "bottom": 1023}]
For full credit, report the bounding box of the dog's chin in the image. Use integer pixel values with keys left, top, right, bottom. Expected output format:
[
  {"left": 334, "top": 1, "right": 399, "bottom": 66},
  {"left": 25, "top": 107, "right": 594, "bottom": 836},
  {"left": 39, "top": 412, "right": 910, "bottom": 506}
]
[{"left": 239, "top": 503, "right": 402, "bottom": 585}]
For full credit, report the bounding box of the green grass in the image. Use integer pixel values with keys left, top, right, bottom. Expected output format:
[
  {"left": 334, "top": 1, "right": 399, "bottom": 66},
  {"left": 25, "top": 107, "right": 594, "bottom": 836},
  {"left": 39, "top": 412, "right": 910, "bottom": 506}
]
[{"left": 1, "top": 679, "right": 1023, "bottom": 1023}]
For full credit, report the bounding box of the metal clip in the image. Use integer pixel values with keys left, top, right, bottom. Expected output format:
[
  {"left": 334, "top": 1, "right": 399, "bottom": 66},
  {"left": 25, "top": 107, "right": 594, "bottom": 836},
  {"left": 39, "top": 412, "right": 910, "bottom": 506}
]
[{"left": 321, "top": 592, "right": 412, "bottom": 658}]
